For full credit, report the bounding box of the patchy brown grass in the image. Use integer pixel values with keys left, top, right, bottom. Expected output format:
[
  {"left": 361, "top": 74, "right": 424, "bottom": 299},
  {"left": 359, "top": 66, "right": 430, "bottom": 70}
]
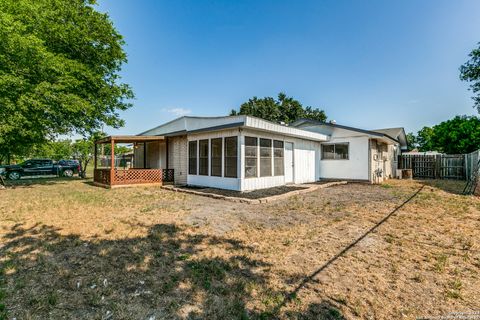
[{"left": 0, "top": 178, "right": 479, "bottom": 319}]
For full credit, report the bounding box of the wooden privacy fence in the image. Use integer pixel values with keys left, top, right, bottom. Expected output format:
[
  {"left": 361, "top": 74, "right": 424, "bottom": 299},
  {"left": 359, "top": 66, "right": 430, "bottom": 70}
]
[
  {"left": 464, "top": 150, "right": 480, "bottom": 195},
  {"left": 465, "top": 150, "right": 480, "bottom": 180},
  {"left": 398, "top": 154, "right": 466, "bottom": 179}
]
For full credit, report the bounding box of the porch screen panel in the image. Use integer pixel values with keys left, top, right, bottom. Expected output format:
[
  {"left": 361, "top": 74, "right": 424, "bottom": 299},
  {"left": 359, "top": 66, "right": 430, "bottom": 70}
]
[
  {"left": 199, "top": 139, "right": 209, "bottom": 175},
  {"left": 274, "top": 140, "right": 284, "bottom": 176},
  {"left": 211, "top": 138, "right": 222, "bottom": 177},
  {"left": 245, "top": 136, "right": 257, "bottom": 178},
  {"left": 224, "top": 136, "right": 238, "bottom": 178},
  {"left": 188, "top": 141, "right": 197, "bottom": 175},
  {"left": 260, "top": 138, "right": 272, "bottom": 177}
]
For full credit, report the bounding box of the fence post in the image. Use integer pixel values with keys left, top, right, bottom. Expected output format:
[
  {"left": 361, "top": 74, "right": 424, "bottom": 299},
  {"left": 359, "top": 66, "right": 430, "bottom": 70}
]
[{"left": 412, "top": 155, "right": 415, "bottom": 178}]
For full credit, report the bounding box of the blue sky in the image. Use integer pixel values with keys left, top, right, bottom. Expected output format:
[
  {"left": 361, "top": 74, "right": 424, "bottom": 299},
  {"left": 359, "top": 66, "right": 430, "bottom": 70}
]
[{"left": 97, "top": 0, "right": 480, "bottom": 135}]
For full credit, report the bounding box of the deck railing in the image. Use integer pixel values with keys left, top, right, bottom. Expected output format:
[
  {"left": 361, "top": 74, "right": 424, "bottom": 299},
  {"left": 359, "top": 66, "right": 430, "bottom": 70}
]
[
  {"left": 94, "top": 168, "right": 111, "bottom": 186},
  {"left": 94, "top": 168, "right": 173, "bottom": 187},
  {"left": 162, "top": 169, "right": 174, "bottom": 183}
]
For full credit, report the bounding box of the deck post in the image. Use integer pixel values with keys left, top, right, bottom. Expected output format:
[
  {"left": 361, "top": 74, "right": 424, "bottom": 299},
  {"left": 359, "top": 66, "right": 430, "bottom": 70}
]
[
  {"left": 110, "top": 139, "right": 115, "bottom": 186},
  {"left": 144, "top": 142, "right": 147, "bottom": 169},
  {"left": 94, "top": 143, "right": 97, "bottom": 170},
  {"left": 165, "top": 137, "right": 169, "bottom": 169}
]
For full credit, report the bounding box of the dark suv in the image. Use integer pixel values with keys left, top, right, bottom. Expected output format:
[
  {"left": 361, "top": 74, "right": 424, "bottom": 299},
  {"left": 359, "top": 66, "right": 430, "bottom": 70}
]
[{"left": 0, "top": 159, "right": 80, "bottom": 180}]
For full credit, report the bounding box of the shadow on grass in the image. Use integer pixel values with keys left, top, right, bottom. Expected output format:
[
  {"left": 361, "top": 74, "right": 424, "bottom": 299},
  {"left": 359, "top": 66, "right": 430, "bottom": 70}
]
[
  {"left": 1, "top": 176, "right": 83, "bottom": 188},
  {"left": 284, "top": 302, "right": 345, "bottom": 320},
  {"left": 419, "top": 179, "right": 467, "bottom": 195},
  {"left": 0, "top": 223, "right": 346, "bottom": 319}
]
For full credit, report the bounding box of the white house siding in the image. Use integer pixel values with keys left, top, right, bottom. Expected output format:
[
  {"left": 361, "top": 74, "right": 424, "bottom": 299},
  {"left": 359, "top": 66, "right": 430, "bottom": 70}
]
[
  {"left": 370, "top": 139, "right": 399, "bottom": 183},
  {"left": 187, "top": 129, "right": 242, "bottom": 191},
  {"left": 385, "top": 144, "right": 399, "bottom": 179},
  {"left": 294, "top": 123, "right": 402, "bottom": 182},
  {"left": 183, "top": 128, "right": 321, "bottom": 191},
  {"left": 168, "top": 136, "right": 188, "bottom": 185},
  {"left": 319, "top": 136, "right": 370, "bottom": 181},
  {"left": 239, "top": 128, "right": 320, "bottom": 191}
]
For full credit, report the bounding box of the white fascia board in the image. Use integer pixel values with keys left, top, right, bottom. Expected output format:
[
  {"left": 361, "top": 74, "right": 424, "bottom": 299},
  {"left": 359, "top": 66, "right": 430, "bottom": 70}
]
[{"left": 244, "top": 116, "right": 329, "bottom": 142}]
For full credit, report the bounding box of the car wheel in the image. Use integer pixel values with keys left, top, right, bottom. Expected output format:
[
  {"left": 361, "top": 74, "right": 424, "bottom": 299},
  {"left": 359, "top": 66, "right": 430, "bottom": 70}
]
[
  {"left": 63, "top": 169, "right": 74, "bottom": 177},
  {"left": 8, "top": 171, "right": 21, "bottom": 180}
]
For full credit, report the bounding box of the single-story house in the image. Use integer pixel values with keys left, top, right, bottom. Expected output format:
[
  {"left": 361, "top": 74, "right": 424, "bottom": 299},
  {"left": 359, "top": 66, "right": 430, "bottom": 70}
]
[{"left": 93, "top": 115, "right": 407, "bottom": 190}]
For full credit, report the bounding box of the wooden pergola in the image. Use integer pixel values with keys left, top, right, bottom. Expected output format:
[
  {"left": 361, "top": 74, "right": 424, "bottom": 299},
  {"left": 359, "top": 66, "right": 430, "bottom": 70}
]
[{"left": 93, "top": 135, "right": 172, "bottom": 188}]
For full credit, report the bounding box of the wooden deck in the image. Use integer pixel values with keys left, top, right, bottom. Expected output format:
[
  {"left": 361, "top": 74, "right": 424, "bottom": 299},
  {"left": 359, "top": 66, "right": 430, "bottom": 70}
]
[{"left": 94, "top": 168, "right": 174, "bottom": 188}]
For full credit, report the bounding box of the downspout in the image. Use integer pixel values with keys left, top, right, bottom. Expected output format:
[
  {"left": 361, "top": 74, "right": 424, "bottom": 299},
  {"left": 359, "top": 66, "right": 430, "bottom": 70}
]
[{"left": 368, "top": 139, "right": 372, "bottom": 183}]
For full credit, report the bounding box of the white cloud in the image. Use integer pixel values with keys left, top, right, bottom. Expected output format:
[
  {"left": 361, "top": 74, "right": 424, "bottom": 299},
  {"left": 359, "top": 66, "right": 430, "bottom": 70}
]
[{"left": 162, "top": 107, "right": 192, "bottom": 117}]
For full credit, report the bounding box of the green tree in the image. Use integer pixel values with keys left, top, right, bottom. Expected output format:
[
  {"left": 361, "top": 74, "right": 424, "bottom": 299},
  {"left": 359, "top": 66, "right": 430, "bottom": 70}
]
[
  {"left": 0, "top": 0, "right": 133, "bottom": 163},
  {"left": 406, "top": 132, "right": 417, "bottom": 151},
  {"left": 33, "top": 140, "right": 74, "bottom": 160},
  {"left": 429, "top": 116, "right": 480, "bottom": 154},
  {"left": 415, "top": 116, "right": 480, "bottom": 154},
  {"left": 230, "top": 92, "right": 327, "bottom": 124},
  {"left": 460, "top": 42, "right": 480, "bottom": 113},
  {"left": 72, "top": 132, "right": 105, "bottom": 178},
  {"left": 416, "top": 126, "right": 435, "bottom": 152}
]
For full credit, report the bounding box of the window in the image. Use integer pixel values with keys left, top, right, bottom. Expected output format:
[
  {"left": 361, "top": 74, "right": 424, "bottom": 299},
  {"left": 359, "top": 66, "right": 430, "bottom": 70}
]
[
  {"left": 245, "top": 136, "right": 257, "bottom": 178},
  {"left": 199, "top": 139, "right": 209, "bottom": 175},
  {"left": 211, "top": 138, "right": 222, "bottom": 177},
  {"left": 274, "top": 140, "right": 284, "bottom": 176},
  {"left": 321, "top": 143, "right": 349, "bottom": 160},
  {"left": 224, "top": 136, "right": 238, "bottom": 178},
  {"left": 188, "top": 141, "right": 197, "bottom": 175},
  {"left": 260, "top": 138, "right": 272, "bottom": 177}
]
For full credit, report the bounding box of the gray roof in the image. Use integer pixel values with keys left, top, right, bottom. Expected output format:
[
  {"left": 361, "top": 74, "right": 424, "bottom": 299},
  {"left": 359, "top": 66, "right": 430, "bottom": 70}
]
[
  {"left": 291, "top": 119, "right": 401, "bottom": 142},
  {"left": 139, "top": 115, "right": 329, "bottom": 142},
  {"left": 372, "top": 127, "right": 407, "bottom": 148}
]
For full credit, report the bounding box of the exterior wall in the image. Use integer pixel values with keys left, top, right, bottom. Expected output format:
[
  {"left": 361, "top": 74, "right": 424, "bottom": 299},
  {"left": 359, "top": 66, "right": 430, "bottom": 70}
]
[
  {"left": 239, "top": 128, "right": 320, "bottom": 191},
  {"left": 184, "top": 128, "right": 321, "bottom": 191},
  {"left": 296, "top": 122, "right": 402, "bottom": 182},
  {"left": 385, "top": 144, "right": 400, "bottom": 179},
  {"left": 319, "top": 136, "right": 370, "bottom": 181},
  {"left": 168, "top": 136, "right": 188, "bottom": 185},
  {"left": 369, "top": 139, "right": 400, "bottom": 183},
  {"left": 187, "top": 128, "right": 242, "bottom": 191}
]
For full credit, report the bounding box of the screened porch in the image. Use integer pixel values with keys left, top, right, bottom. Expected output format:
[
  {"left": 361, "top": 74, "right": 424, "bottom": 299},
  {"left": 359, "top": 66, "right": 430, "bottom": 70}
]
[{"left": 93, "top": 135, "right": 174, "bottom": 188}]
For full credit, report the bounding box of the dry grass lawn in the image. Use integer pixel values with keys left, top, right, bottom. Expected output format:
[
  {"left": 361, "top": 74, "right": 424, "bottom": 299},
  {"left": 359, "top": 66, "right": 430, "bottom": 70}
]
[{"left": 0, "top": 178, "right": 479, "bottom": 319}]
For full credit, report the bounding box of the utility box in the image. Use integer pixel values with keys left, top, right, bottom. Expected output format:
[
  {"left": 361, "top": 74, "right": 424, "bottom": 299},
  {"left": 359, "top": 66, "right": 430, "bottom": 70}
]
[{"left": 397, "top": 169, "right": 412, "bottom": 179}]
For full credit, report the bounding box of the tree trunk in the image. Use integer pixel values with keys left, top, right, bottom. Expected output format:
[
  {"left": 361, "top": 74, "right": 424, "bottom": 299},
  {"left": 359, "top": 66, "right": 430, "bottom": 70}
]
[{"left": 80, "top": 159, "right": 90, "bottom": 178}]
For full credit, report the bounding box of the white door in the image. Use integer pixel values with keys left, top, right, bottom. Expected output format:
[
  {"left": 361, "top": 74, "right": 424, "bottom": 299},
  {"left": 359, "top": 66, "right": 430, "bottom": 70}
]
[{"left": 285, "top": 142, "right": 294, "bottom": 183}]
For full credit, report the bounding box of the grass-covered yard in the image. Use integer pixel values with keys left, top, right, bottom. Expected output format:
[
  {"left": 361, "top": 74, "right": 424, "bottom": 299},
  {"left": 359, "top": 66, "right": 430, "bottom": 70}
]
[{"left": 0, "top": 178, "right": 479, "bottom": 319}]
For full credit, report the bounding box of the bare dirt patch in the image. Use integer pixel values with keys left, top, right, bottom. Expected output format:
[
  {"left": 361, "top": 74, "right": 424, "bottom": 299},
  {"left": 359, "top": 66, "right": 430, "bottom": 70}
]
[
  {"left": 0, "top": 178, "right": 479, "bottom": 319},
  {"left": 180, "top": 185, "right": 310, "bottom": 199}
]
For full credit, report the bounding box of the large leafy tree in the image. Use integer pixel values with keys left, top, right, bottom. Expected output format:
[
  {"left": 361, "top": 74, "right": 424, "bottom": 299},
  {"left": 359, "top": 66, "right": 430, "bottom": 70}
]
[
  {"left": 230, "top": 92, "right": 327, "bottom": 124},
  {"left": 406, "top": 132, "right": 417, "bottom": 151},
  {"left": 416, "top": 126, "right": 435, "bottom": 152},
  {"left": 32, "top": 139, "right": 74, "bottom": 160},
  {"left": 0, "top": 0, "right": 133, "bottom": 163},
  {"left": 414, "top": 116, "right": 480, "bottom": 154},
  {"left": 460, "top": 42, "right": 480, "bottom": 113}
]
